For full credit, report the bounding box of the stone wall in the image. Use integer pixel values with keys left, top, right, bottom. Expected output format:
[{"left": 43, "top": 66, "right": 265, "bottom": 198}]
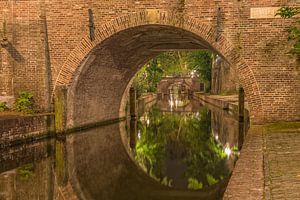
[
  {"left": 0, "top": 0, "right": 299, "bottom": 123},
  {"left": 0, "top": 114, "right": 54, "bottom": 146},
  {"left": 211, "top": 55, "right": 238, "bottom": 95}
]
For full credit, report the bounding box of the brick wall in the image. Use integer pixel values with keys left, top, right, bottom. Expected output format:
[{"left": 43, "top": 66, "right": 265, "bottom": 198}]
[
  {"left": 0, "top": 114, "right": 54, "bottom": 146},
  {"left": 0, "top": 0, "right": 52, "bottom": 111},
  {"left": 0, "top": 0, "right": 299, "bottom": 124}
]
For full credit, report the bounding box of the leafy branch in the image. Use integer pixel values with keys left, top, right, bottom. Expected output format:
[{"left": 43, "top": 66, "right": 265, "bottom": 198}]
[{"left": 276, "top": 7, "right": 300, "bottom": 55}]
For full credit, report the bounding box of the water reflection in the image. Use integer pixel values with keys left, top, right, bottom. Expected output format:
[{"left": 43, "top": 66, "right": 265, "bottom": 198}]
[
  {"left": 126, "top": 98, "right": 240, "bottom": 196},
  {"left": 0, "top": 97, "right": 246, "bottom": 200},
  {"left": 0, "top": 140, "right": 54, "bottom": 200}
]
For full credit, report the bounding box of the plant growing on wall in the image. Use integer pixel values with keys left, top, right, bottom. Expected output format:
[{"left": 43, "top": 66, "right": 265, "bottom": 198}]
[
  {"left": 17, "top": 163, "right": 35, "bottom": 180},
  {"left": 0, "top": 101, "right": 8, "bottom": 112},
  {"left": 276, "top": 7, "right": 300, "bottom": 55},
  {"left": 14, "top": 91, "right": 35, "bottom": 114}
]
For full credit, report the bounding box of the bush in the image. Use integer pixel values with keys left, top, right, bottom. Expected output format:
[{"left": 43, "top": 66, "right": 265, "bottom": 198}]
[
  {"left": 15, "top": 91, "right": 35, "bottom": 114},
  {"left": 0, "top": 101, "right": 8, "bottom": 112}
]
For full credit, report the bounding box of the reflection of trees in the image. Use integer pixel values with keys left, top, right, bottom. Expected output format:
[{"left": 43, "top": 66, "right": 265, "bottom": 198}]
[
  {"left": 134, "top": 106, "right": 229, "bottom": 189},
  {"left": 135, "top": 107, "right": 166, "bottom": 181},
  {"left": 183, "top": 109, "right": 229, "bottom": 187}
]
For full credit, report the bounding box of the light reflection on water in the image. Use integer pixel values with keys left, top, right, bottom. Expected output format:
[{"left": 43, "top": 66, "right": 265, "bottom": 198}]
[
  {"left": 126, "top": 97, "right": 241, "bottom": 196},
  {"left": 0, "top": 97, "right": 246, "bottom": 200}
]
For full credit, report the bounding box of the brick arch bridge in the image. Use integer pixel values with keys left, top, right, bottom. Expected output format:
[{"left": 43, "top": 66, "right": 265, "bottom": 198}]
[
  {"left": 1, "top": 1, "right": 299, "bottom": 126},
  {"left": 157, "top": 76, "right": 204, "bottom": 94},
  {"left": 54, "top": 11, "right": 264, "bottom": 127}
]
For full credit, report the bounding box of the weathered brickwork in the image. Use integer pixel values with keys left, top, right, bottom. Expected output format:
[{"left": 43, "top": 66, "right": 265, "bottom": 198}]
[
  {"left": 0, "top": 139, "right": 52, "bottom": 173},
  {"left": 0, "top": 114, "right": 54, "bottom": 146},
  {"left": 223, "top": 126, "right": 264, "bottom": 200},
  {"left": 211, "top": 56, "right": 238, "bottom": 95},
  {"left": 0, "top": 0, "right": 52, "bottom": 111},
  {"left": 0, "top": 0, "right": 299, "bottom": 125}
]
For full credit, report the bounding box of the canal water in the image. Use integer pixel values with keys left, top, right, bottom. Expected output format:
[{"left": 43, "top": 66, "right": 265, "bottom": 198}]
[{"left": 0, "top": 96, "right": 247, "bottom": 200}]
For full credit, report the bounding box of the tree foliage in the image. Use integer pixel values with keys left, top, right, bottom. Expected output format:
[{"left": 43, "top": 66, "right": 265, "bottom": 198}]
[
  {"left": 277, "top": 7, "right": 300, "bottom": 55},
  {"left": 133, "top": 50, "right": 213, "bottom": 96},
  {"left": 186, "top": 51, "right": 212, "bottom": 82}
]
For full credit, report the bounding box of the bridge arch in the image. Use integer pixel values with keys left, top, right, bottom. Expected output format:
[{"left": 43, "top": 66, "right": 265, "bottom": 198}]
[{"left": 53, "top": 10, "right": 263, "bottom": 127}]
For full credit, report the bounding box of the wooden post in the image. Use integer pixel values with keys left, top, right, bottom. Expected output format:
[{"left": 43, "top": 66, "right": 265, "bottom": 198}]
[
  {"left": 238, "top": 87, "right": 245, "bottom": 150},
  {"left": 130, "top": 119, "right": 137, "bottom": 149},
  {"left": 129, "top": 87, "right": 136, "bottom": 119},
  {"left": 55, "top": 138, "right": 68, "bottom": 186},
  {"left": 54, "top": 86, "right": 67, "bottom": 134}
]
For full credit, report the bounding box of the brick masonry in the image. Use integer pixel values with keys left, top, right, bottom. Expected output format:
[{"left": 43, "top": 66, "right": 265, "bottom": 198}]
[
  {"left": 223, "top": 126, "right": 264, "bottom": 200},
  {"left": 0, "top": 114, "right": 54, "bottom": 146},
  {"left": 0, "top": 0, "right": 299, "bottom": 125},
  {"left": 223, "top": 123, "right": 300, "bottom": 200}
]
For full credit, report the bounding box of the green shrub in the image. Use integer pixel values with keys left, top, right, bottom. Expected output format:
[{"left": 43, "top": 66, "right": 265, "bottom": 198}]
[
  {"left": 15, "top": 91, "right": 35, "bottom": 114},
  {"left": 17, "top": 163, "right": 34, "bottom": 180},
  {"left": 188, "top": 178, "right": 203, "bottom": 190},
  {"left": 0, "top": 101, "right": 8, "bottom": 112}
]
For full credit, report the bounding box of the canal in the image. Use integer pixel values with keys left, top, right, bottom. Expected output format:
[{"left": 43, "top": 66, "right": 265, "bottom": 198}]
[{"left": 0, "top": 95, "right": 248, "bottom": 200}]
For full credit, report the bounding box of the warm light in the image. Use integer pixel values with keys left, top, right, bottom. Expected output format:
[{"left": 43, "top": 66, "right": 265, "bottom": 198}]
[
  {"left": 224, "top": 147, "right": 232, "bottom": 157},
  {"left": 138, "top": 130, "right": 141, "bottom": 139},
  {"left": 215, "top": 135, "right": 219, "bottom": 140},
  {"left": 146, "top": 119, "right": 150, "bottom": 125}
]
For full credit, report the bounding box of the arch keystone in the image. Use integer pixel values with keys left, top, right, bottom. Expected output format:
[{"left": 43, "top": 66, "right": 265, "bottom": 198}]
[{"left": 146, "top": 9, "right": 160, "bottom": 24}]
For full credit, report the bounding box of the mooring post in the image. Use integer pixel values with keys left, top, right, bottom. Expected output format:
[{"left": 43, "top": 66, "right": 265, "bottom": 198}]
[
  {"left": 54, "top": 85, "right": 68, "bottom": 134},
  {"left": 55, "top": 138, "right": 68, "bottom": 186},
  {"left": 238, "top": 87, "right": 245, "bottom": 150},
  {"left": 129, "top": 87, "right": 136, "bottom": 119},
  {"left": 130, "top": 119, "right": 137, "bottom": 149}
]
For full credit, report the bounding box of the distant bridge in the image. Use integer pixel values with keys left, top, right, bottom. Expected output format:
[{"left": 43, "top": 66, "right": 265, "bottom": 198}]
[{"left": 157, "top": 76, "right": 205, "bottom": 95}]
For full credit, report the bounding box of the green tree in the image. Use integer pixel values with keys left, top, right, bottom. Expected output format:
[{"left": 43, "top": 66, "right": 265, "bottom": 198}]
[
  {"left": 133, "top": 58, "right": 164, "bottom": 97},
  {"left": 277, "top": 7, "right": 300, "bottom": 55},
  {"left": 133, "top": 50, "right": 213, "bottom": 96},
  {"left": 186, "top": 51, "right": 212, "bottom": 82}
]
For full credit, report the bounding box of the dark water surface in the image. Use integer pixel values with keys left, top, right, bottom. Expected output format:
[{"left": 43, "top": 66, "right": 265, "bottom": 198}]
[{"left": 0, "top": 97, "right": 247, "bottom": 200}]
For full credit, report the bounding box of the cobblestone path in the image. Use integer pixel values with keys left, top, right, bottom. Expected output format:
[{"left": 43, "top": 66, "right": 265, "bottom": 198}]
[
  {"left": 263, "top": 124, "right": 300, "bottom": 200},
  {"left": 224, "top": 122, "right": 300, "bottom": 200}
]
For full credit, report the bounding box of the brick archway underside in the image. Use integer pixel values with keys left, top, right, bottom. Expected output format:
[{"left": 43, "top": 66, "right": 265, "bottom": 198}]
[{"left": 55, "top": 11, "right": 263, "bottom": 127}]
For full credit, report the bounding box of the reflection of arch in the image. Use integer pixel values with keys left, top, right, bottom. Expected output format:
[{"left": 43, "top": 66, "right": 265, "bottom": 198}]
[
  {"left": 53, "top": 10, "right": 263, "bottom": 126},
  {"left": 168, "top": 82, "right": 190, "bottom": 92}
]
